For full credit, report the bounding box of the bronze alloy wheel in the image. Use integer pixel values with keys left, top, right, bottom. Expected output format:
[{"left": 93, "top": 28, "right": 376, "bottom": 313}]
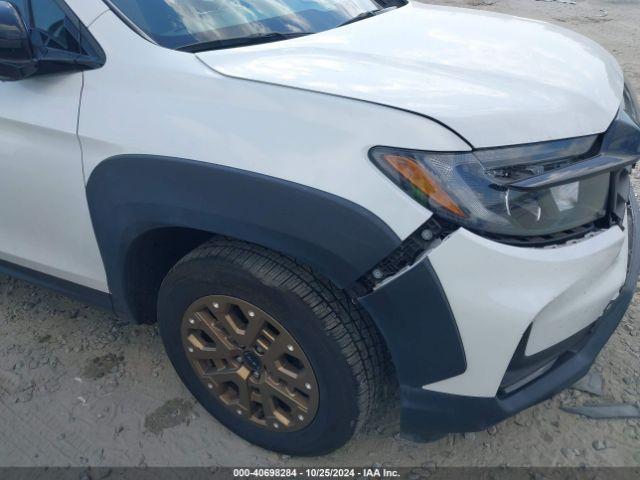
[{"left": 181, "top": 295, "right": 319, "bottom": 432}]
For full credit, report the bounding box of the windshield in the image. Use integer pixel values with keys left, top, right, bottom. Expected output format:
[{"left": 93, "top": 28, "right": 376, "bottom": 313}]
[{"left": 105, "top": 0, "right": 402, "bottom": 51}]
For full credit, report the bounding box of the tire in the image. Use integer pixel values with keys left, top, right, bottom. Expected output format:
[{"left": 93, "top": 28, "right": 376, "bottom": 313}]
[{"left": 157, "top": 238, "right": 386, "bottom": 455}]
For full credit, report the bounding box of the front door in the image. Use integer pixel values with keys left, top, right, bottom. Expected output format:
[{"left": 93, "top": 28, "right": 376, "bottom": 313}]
[{"left": 0, "top": 0, "right": 107, "bottom": 291}]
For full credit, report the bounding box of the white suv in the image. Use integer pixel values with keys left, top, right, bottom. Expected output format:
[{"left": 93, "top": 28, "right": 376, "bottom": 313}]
[{"left": 1, "top": 0, "right": 639, "bottom": 456}]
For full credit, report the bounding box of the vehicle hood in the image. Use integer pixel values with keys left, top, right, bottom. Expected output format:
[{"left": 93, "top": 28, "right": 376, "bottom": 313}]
[{"left": 196, "top": 3, "right": 624, "bottom": 148}]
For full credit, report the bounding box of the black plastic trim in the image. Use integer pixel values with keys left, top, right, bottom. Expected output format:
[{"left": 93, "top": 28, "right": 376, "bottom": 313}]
[
  {"left": 399, "top": 193, "right": 640, "bottom": 440},
  {"left": 476, "top": 221, "right": 603, "bottom": 248},
  {"left": 358, "top": 258, "right": 467, "bottom": 387},
  {"left": 510, "top": 110, "right": 640, "bottom": 190},
  {"left": 29, "top": 0, "right": 106, "bottom": 74},
  {"left": 100, "top": 0, "right": 158, "bottom": 45},
  {"left": 0, "top": 257, "right": 113, "bottom": 311},
  {"left": 510, "top": 153, "right": 637, "bottom": 190},
  {"left": 499, "top": 322, "right": 592, "bottom": 395},
  {"left": 352, "top": 217, "right": 457, "bottom": 294},
  {"left": 86, "top": 155, "right": 401, "bottom": 323}
]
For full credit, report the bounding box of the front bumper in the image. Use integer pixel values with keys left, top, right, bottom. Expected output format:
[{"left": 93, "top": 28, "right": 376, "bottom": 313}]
[{"left": 359, "top": 195, "right": 640, "bottom": 440}]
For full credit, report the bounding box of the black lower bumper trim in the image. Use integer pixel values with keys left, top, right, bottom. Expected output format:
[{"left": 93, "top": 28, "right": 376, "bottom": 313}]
[
  {"left": 359, "top": 259, "right": 466, "bottom": 387},
  {"left": 400, "top": 194, "right": 640, "bottom": 440}
]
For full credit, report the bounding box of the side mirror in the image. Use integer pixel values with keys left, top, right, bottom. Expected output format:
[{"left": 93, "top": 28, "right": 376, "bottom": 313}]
[{"left": 0, "top": 1, "right": 38, "bottom": 81}]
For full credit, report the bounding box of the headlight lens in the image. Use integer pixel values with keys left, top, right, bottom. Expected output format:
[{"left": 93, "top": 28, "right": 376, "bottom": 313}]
[
  {"left": 623, "top": 83, "right": 640, "bottom": 125},
  {"left": 370, "top": 138, "right": 611, "bottom": 237}
]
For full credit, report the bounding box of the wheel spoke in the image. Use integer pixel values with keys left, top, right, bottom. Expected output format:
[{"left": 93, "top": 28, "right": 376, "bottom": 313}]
[
  {"left": 242, "top": 313, "right": 267, "bottom": 348},
  {"left": 261, "top": 378, "right": 308, "bottom": 412},
  {"left": 216, "top": 303, "right": 267, "bottom": 348},
  {"left": 186, "top": 343, "right": 236, "bottom": 361},
  {"left": 270, "top": 364, "right": 311, "bottom": 394},
  {"left": 187, "top": 311, "right": 242, "bottom": 359},
  {"left": 257, "top": 391, "right": 277, "bottom": 422},
  {"left": 260, "top": 334, "right": 289, "bottom": 366},
  {"left": 205, "top": 369, "right": 239, "bottom": 384},
  {"left": 203, "top": 368, "right": 252, "bottom": 410},
  {"left": 236, "top": 379, "right": 252, "bottom": 411}
]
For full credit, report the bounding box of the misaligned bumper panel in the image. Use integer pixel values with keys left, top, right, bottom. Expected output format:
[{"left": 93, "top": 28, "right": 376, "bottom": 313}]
[
  {"left": 400, "top": 195, "right": 640, "bottom": 440},
  {"left": 358, "top": 260, "right": 466, "bottom": 387}
]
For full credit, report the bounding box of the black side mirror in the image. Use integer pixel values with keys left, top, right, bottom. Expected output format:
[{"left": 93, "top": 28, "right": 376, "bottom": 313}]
[{"left": 0, "top": 1, "right": 38, "bottom": 81}]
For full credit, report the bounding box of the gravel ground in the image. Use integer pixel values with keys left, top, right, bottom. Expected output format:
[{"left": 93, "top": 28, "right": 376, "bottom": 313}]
[{"left": 1, "top": 0, "right": 640, "bottom": 468}]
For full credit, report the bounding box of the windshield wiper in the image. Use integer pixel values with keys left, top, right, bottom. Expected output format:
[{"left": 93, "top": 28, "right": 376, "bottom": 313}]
[
  {"left": 337, "top": 6, "right": 397, "bottom": 28},
  {"left": 178, "top": 31, "right": 312, "bottom": 53}
]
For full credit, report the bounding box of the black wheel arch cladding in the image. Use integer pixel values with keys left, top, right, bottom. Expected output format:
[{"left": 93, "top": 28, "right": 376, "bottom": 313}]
[
  {"left": 85, "top": 155, "right": 401, "bottom": 322},
  {"left": 85, "top": 154, "right": 467, "bottom": 389}
]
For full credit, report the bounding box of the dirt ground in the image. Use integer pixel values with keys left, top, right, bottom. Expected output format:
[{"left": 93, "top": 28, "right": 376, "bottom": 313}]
[{"left": 1, "top": 0, "right": 640, "bottom": 469}]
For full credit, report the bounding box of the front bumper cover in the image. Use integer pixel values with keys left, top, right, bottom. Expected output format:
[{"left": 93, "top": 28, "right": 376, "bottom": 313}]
[{"left": 398, "top": 194, "right": 640, "bottom": 440}]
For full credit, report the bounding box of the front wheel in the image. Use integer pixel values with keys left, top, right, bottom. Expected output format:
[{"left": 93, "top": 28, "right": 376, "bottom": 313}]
[{"left": 157, "top": 238, "right": 387, "bottom": 455}]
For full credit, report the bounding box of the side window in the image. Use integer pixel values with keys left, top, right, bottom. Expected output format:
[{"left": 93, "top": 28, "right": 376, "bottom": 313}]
[{"left": 30, "top": 0, "right": 82, "bottom": 54}]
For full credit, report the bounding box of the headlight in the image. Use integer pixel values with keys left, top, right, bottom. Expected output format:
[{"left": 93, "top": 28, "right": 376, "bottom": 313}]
[
  {"left": 623, "top": 83, "right": 639, "bottom": 125},
  {"left": 370, "top": 136, "right": 611, "bottom": 237}
]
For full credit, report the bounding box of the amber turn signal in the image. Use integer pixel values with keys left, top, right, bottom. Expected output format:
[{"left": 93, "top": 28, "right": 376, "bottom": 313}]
[{"left": 382, "top": 154, "right": 466, "bottom": 217}]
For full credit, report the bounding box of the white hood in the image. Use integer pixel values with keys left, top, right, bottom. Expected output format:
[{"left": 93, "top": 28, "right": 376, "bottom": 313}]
[{"left": 196, "top": 2, "right": 624, "bottom": 148}]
